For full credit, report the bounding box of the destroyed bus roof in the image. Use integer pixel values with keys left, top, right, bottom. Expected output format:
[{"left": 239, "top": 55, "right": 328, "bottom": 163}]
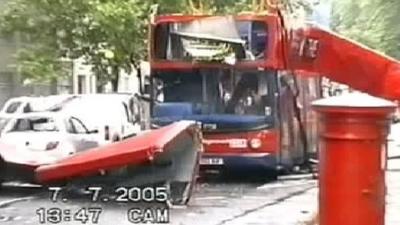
[
  {"left": 171, "top": 16, "right": 247, "bottom": 61},
  {"left": 172, "top": 16, "right": 246, "bottom": 45}
]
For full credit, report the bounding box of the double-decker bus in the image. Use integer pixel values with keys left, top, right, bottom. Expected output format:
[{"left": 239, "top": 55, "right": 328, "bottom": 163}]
[{"left": 145, "top": 14, "right": 321, "bottom": 176}]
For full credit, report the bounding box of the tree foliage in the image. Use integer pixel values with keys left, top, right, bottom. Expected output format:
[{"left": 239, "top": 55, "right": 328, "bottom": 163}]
[
  {"left": 332, "top": 0, "right": 400, "bottom": 59},
  {"left": 0, "top": 0, "right": 150, "bottom": 86},
  {"left": 4, "top": 0, "right": 381, "bottom": 88},
  {"left": 0, "top": 0, "right": 257, "bottom": 86}
]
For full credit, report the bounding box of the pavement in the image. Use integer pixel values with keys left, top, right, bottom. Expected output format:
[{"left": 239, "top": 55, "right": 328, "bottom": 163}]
[
  {"left": 203, "top": 122, "right": 400, "bottom": 225},
  {"left": 218, "top": 182, "right": 317, "bottom": 225},
  {"left": 385, "top": 123, "right": 400, "bottom": 225},
  {"left": 286, "top": 123, "right": 400, "bottom": 225}
]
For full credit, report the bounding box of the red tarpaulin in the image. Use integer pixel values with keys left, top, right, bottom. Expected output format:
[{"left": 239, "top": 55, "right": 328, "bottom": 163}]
[
  {"left": 288, "top": 25, "right": 400, "bottom": 101},
  {"left": 35, "top": 121, "right": 200, "bottom": 184}
]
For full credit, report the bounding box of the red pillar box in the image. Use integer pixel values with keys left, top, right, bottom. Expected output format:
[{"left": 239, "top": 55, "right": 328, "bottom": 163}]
[{"left": 312, "top": 93, "right": 396, "bottom": 225}]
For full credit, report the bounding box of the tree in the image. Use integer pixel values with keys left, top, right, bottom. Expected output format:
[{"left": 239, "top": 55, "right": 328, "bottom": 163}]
[
  {"left": 332, "top": 0, "right": 400, "bottom": 59},
  {"left": 0, "top": 0, "right": 150, "bottom": 90},
  {"left": 0, "top": 0, "right": 257, "bottom": 90},
  {"left": 152, "top": 0, "right": 253, "bottom": 14}
]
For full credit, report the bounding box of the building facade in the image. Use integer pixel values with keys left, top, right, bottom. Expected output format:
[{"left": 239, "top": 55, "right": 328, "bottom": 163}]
[
  {"left": 0, "top": 0, "right": 65, "bottom": 107},
  {"left": 0, "top": 0, "right": 141, "bottom": 108}
]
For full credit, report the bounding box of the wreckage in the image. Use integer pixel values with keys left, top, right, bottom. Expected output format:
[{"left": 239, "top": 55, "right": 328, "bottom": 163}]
[
  {"left": 147, "top": 3, "right": 400, "bottom": 176},
  {"left": 1, "top": 121, "right": 202, "bottom": 205},
  {"left": 2, "top": 0, "right": 400, "bottom": 206}
]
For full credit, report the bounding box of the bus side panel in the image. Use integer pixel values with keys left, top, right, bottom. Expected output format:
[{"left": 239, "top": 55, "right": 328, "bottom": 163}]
[
  {"left": 277, "top": 74, "right": 299, "bottom": 168},
  {"left": 277, "top": 73, "right": 322, "bottom": 168},
  {"left": 297, "top": 76, "right": 322, "bottom": 160}
]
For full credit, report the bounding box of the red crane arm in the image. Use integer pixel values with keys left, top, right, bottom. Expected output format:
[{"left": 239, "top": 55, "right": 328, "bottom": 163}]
[{"left": 287, "top": 25, "right": 400, "bottom": 101}]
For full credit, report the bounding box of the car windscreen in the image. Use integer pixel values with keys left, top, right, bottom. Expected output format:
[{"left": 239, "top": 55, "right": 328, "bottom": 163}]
[
  {"left": 5, "top": 101, "right": 22, "bottom": 113},
  {"left": 154, "top": 69, "right": 276, "bottom": 116},
  {"left": 152, "top": 69, "right": 277, "bottom": 131},
  {"left": 10, "top": 117, "right": 59, "bottom": 132}
]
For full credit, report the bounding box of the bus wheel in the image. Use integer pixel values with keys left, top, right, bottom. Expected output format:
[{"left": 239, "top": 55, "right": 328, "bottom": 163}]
[
  {"left": 222, "top": 169, "right": 278, "bottom": 182},
  {"left": 250, "top": 170, "right": 278, "bottom": 182},
  {"left": 265, "top": 171, "right": 278, "bottom": 181}
]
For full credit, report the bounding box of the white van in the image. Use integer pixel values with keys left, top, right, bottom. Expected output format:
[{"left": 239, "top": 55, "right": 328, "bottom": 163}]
[{"left": 61, "top": 94, "right": 141, "bottom": 144}]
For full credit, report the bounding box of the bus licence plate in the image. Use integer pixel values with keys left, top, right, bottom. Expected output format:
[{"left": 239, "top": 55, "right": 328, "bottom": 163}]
[
  {"left": 200, "top": 158, "right": 224, "bottom": 165},
  {"left": 229, "top": 139, "right": 248, "bottom": 148}
]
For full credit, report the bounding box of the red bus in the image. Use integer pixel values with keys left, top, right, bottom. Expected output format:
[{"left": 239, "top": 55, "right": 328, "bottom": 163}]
[{"left": 146, "top": 14, "right": 321, "bottom": 176}]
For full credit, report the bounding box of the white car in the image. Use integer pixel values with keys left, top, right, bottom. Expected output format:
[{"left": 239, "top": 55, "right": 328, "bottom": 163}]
[
  {"left": 0, "top": 95, "right": 78, "bottom": 137},
  {"left": 0, "top": 96, "right": 35, "bottom": 114},
  {"left": 0, "top": 112, "right": 99, "bottom": 166},
  {"left": 0, "top": 115, "right": 11, "bottom": 137},
  {"left": 0, "top": 95, "right": 77, "bottom": 115},
  {"left": 60, "top": 94, "right": 142, "bottom": 144},
  {"left": 0, "top": 94, "right": 142, "bottom": 144}
]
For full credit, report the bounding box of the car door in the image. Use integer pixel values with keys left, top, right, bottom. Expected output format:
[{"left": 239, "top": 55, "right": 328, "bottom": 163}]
[
  {"left": 65, "top": 117, "right": 99, "bottom": 152},
  {"left": 0, "top": 116, "right": 12, "bottom": 137}
]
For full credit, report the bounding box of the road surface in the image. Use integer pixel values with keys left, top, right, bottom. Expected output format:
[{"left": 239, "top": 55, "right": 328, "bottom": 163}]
[
  {"left": 2, "top": 123, "right": 400, "bottom": 225},
  {"left": 0, "top": 177, "right": 317, "bottom": 225}
]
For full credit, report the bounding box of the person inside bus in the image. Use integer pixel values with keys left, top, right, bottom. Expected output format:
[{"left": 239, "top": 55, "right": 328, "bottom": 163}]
[
  {"left": 225, "top": 73, "right": 260, "bottom": 115},
  {"left": 218, "top": 71, "right": 233, "bottom": 106}
]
